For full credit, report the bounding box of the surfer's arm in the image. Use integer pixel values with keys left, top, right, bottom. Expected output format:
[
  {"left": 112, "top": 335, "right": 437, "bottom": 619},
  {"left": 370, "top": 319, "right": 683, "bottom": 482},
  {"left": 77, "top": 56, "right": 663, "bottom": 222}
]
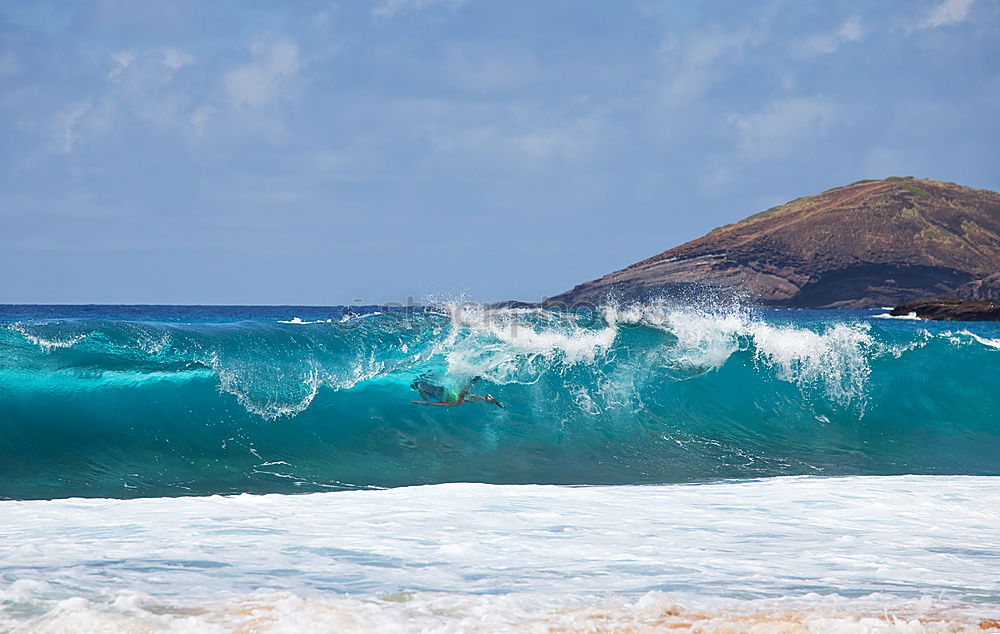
[{"left": 462, "top": 393, "right": 503, "bottom": 408}]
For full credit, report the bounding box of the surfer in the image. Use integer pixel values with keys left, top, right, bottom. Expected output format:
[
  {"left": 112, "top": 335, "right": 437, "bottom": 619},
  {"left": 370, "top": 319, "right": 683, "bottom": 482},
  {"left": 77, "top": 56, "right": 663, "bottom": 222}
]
[{"left": 410, "top": 374, "right": 504, "bottom": 408}]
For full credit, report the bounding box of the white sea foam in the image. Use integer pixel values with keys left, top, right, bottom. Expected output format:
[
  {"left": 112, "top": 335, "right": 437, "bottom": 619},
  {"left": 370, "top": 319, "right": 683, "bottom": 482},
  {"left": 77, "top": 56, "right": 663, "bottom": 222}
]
[
  {"left": 1, "top": 477, "right": 998, "bottom": 632},
  {"left": 438, "top": 303, "right": 618, "bottom": 384},
  {"left": 210, "top": 355, "right": 323, "bottom": 420},
  {"left": 873, "top": 311, "right": 921, "bottom": 320},
  {"left": 7, "top": 323, "right": 88, "bottom": 351},
  {"left": 13, "top": 589, "right": 996, "bottom": 633},
  {"left": 278, "top": 317, "right": 334, "bottom": 324},
  {"left": 958, "top": 330, "right": 1000, "bottom": 350},
  {"left": 136, "top": 331, "right": 171, "bottom": 355},
  {"left": 422, "top": 301, "right": 882, "bottom": 407},
  {"left": 606, "top": 303, "right": 749, "bottom": 371},
  {"left": 601, "top": 303, "right": 877, "bottom": 406},
  {"left": 338, "top": 311, "right": 382, "bottom": 323},
  {"left": 329, "top": 357, "right": 392, "bottom": 391},
  {"left": 750, "top": 321, "right": 874, "bottom": 405}
]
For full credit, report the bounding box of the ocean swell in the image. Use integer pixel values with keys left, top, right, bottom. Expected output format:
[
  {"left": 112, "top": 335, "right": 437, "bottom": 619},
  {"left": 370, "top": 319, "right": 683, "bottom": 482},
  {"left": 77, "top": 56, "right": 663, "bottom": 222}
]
[{"left": 1, "top": 303, "right": 998, "bottom": 499}]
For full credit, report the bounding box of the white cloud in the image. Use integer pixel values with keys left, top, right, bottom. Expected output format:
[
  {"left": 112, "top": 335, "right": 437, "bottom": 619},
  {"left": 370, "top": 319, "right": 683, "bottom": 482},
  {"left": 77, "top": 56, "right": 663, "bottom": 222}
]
[
  {"left": 371, "top": 0, "right": 465, "bottom": 19},
  {"left": 108, "top": 50, "right": 136, "bottom": 78},
  {"left": 700, "top": 162, "right": 734, "bottom": 193},
  {"left": 42, "top": 46, "right": 205, "bottom": 158},
  {"left": 660, "top": 29, "right": 754, "bottom": 104},
  {"left": 839, "top": 18, "right": 864, "bottom": 41},
  {"left": 107, "top": 48, "right": 192, "bottom": 82},
  {"left": 432, "top": 119, "right": 598, "bottom": 165},
  {"left": 439, "top": 47, "right": 538, "bottom": 93},
  {"left": 917, "top": 0, "right": 975, "bottom": 29},
  {"left": 794, "top": 17, "right": 864, "bottom": 56},
  {"left": 728, "top": 97, "right": 837, "bottom": 160},
  {"left": 61, "top": 101, "right": 92, "bottom": 152},
  {"left": 190, "top": 105, "right": 215, "bottom": 137},
  {"left": 391, "top": 98, "right": 606, "bottom": 171},
  {"left": 161, "top": 47, "right": 194, "bottom": 70},
  {"left": 224, "top": 39, "right": 300, "bottom": 107}
]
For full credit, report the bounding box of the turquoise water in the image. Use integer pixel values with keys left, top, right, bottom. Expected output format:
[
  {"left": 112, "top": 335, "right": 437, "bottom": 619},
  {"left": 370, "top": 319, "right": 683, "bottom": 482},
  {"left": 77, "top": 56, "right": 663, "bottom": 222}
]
[
  {"left": 2, "top": 303, "right": 998, "bottom": 500},
  {"left": 2, "top": 303, "right": 1000, "bottom": 631}
]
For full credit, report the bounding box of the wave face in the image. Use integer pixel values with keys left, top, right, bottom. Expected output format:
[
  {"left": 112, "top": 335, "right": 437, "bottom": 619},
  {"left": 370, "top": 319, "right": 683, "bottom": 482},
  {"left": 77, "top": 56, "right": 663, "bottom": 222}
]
[{"left": 1, "top": 304, "right": 998, "bottom": 499}]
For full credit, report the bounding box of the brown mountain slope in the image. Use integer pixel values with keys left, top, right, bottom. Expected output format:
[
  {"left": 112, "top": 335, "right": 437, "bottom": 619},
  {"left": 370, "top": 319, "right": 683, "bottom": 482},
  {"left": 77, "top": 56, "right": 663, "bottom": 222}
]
[{"left": 546, "top": 178, "right": 1000, "bottom": 309}]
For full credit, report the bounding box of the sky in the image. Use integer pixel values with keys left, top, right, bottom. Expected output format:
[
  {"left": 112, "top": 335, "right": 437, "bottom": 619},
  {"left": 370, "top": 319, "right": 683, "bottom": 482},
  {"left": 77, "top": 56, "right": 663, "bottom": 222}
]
[{"left": 1, "top": 0, "right": 998, "bottom": 304}]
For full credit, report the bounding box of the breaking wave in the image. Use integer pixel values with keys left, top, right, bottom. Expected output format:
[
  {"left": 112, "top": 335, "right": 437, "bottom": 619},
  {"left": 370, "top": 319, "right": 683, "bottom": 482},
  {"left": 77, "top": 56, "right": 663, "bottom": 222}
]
[{"left": 1, "top": 303, "right": 998, "bottom": 499}]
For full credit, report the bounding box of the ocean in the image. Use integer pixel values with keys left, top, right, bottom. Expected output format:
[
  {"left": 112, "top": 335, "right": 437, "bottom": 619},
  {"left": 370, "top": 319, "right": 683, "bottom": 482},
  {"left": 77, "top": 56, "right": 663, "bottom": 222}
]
[{"left": 1, "top": 303, "right": 998, "bottom": 632}]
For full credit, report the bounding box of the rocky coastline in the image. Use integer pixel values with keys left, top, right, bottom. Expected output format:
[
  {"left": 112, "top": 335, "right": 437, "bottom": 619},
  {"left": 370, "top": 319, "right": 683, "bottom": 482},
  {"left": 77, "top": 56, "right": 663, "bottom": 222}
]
[{"left": 890, "top": 297, "right": 1000, "bottom": 322}]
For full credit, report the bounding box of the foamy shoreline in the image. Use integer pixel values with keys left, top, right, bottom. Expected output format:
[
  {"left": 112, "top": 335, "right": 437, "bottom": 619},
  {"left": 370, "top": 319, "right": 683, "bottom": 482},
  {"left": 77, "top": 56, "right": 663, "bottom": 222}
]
[
  {"left": 18, "top": 589, "right": 1000, "bottom": 633},
  {"left": 4, "top": 478, "right": 1000, "bottom": 632}
]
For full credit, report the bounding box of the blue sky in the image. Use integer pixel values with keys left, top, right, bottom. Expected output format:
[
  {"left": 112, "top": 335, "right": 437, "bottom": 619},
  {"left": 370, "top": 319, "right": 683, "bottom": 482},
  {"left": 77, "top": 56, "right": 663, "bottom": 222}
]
[{"left": 1, "top": 0, "right": 997, "bottom": 304}]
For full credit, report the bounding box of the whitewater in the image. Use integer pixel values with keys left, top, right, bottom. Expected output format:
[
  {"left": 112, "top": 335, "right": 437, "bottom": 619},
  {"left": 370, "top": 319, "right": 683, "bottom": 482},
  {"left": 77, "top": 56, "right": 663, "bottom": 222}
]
[{"left": 1, "top": 303, "right": 998, "bottom": 632}]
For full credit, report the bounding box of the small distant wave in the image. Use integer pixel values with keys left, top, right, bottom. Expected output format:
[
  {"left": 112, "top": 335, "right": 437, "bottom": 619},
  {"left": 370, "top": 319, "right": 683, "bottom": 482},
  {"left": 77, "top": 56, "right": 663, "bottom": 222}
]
[
  {"left": 873, "top": 311, "right": 921, "bottom": 320},
  {"left": 958, "top": 330, "right": 1000, "bottom": 350},
  {"left": 277, "top": 312, "right": 385, "bottom": 324},
  {"left": 5, "top": 323, "right": 89, "bottom": 351},
  {"left": 340, "top": 310, "right": 382, "bottom": 323},
  {"left": 278, "top": 317, "right": 334, "bottom": 324}
]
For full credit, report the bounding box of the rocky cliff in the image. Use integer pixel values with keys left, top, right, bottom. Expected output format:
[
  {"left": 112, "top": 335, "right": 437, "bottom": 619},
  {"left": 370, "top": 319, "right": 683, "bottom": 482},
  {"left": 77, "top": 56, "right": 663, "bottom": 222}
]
[
  {"left": 546, "top": 178, "right": 1000, "bottom": 309},
  {"left": 890, "top": 297, "right": 1000, "bottom": 321}
]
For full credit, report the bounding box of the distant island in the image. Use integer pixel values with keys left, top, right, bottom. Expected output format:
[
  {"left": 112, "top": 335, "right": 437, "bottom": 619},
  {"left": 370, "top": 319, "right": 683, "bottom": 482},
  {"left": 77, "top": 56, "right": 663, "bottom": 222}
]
[{"left": 542, "top": 177, "right": 1000, "bottom": 313}]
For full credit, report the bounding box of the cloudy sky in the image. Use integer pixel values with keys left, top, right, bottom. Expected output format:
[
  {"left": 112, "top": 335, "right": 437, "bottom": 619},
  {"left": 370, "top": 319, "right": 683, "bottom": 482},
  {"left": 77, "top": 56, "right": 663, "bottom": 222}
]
[{"left": 1, "top": 0, "right": 997, "bottom": 304}]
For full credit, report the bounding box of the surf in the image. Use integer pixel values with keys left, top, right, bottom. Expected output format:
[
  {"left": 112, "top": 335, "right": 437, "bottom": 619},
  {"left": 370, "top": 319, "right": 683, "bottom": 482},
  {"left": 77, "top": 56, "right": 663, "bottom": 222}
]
[
  {"left": 3, "top": 476, "right": 1000, "bottom": 632},
  {"left": 1, "top": 303, "right": 998, "bottom": 500}
]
